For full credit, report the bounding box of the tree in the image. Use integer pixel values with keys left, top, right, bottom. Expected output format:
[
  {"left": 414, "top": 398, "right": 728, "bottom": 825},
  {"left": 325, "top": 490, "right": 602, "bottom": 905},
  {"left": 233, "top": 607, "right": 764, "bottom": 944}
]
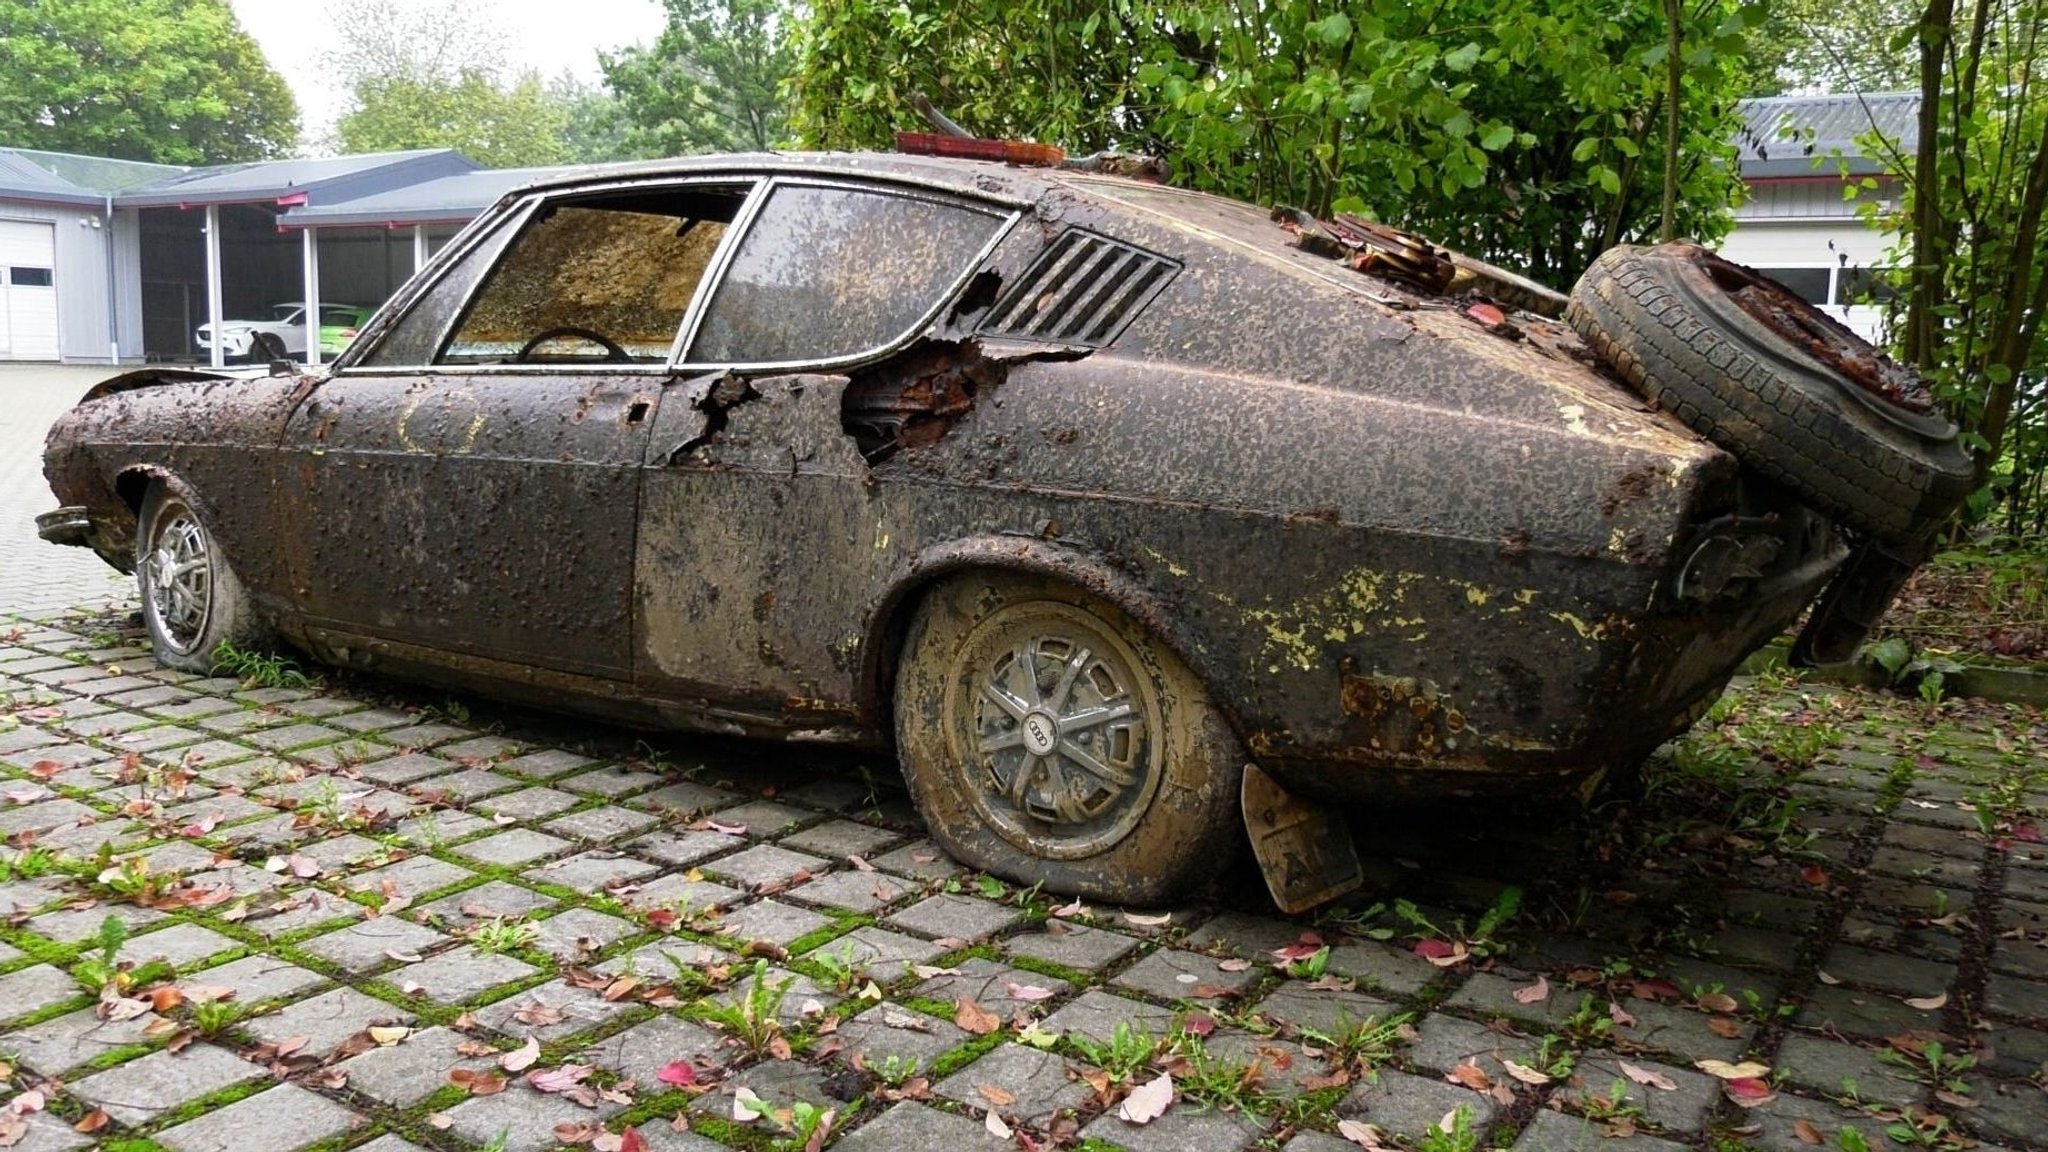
[
  {"left": 601, "top": 0, "right": 798, "bottom": 156},
  {"left": 788, "top": 0, "right": 1755, "bottom": 287},
  {"left": 329, "top": 0, "right": 570, "bottom": 166},
  {"left": 1741, "top": 0, "right": 1921, "bottom": 95},
  {"left": 549, "top": 76, "right": 636, "bottom": 164},
  {"left": 0, "top": 0, "right": 297, "bottom": 163}
]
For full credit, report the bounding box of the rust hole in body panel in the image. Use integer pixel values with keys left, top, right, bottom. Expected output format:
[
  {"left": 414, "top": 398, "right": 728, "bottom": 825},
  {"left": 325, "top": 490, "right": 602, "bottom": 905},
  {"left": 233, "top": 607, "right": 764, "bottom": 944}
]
[
  {"left": 1694, "top": 249, "right": 1933, "bottom": 414},
  {"left": 842, "top": 339, "right": 1008, "bottom": 462}
]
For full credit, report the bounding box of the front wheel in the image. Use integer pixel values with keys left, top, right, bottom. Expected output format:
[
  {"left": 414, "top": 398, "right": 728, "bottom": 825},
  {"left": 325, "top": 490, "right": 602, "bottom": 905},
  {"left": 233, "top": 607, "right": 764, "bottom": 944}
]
[
  {"left": 136, "top": 481, "right": 270, "bottom": 673},
  {"left": 893, "top": 573, "right": 1244, "bottom": 906}
]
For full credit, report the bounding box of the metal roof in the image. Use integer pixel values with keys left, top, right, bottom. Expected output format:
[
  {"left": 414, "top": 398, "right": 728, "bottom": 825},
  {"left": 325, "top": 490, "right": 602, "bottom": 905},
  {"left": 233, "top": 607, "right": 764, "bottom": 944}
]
[
  {"left": 2, "top": 148, "right": 185, "bottom": 195},
  {"left": 275, "top": 166, "right": 577, "bottom": 229},
  {"left": 116, "top": 149, "right": 480, "bottom": 209},
  {"left": 1736, "top": 92, "right": 1919, "bottom": 178},
  {"left": 0, "top": 150, "right": 103, "bottom": 207}
]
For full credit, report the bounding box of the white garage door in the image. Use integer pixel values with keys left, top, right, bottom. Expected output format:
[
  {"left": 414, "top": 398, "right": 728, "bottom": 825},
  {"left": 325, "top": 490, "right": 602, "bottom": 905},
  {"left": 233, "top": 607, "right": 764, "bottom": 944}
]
[{"left": 0, "top": 220, "right": 59, "bottom": 361}]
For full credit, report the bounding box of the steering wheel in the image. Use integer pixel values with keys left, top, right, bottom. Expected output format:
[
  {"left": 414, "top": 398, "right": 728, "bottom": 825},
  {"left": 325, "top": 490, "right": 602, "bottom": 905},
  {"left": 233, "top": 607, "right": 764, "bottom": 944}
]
[{"left": 514, "top": 325, "right": 631, "bottom": 363}]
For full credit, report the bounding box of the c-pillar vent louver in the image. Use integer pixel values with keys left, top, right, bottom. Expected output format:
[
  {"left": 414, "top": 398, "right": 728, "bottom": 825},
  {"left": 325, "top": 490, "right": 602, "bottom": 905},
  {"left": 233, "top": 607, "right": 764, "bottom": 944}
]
[{"left": 979, "top": 229, "right": 1179, "bottom": 347}]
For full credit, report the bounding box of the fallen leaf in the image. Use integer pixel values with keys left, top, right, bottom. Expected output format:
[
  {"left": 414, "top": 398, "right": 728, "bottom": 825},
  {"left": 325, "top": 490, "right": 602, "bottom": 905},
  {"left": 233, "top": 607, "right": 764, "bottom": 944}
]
[
  {"left": 449, "top": 1068, "right": 507, "bottom": 1096},
  {"left": 1122, "top": 911, "right": 1172, "bottom": 927},
  {"left": 500, "top": 1035, "right": 541, "bottom": 1072},
  {"left": 1618, "top": 1061, "right": 1677, "bottom": 1091},
  {"left": 1513, "top": 976, "right": 1550, "bottom": 1004},
  {"left": 1792, "top": 1118, "right": 1825, "bottom": 1145},
  {"left": 1218, "top": 958, "right": 1252, "bottom": 972},
  {"left": 1724, "top": 1077, "right": 1776, "bottom": 1107},
  {"left": 72, "top": 1110, "right": 109, "bottom": 1134},
  {"left": 1696, "top": 992, "right": 1739, "bottom": 1014},
  {"left": 1707, "top": 1018, "right": 1744, "bottom": 1039},
  {"left": 425, "top": 1113, "right": 454, "bottom": 1129},
  {"left": 1118, "top": 1071, "right": 1174, "bottom": 1123},
  {"left": 1904, "top": 992, "right": 1948, "bottom": 1011},
  {"left": 985, "top": 1109, "right": 1012, "bottom": 1139},
  {"left": 148, "top": 987, "right": 186, "bottom": 1013},
  {"left": 619, "top": 1126, "right": 650, "bottom": 1152},
  {"left": 514, "top": 1002, "right": 568, "bottom": 1027},
  {"left": 1337, "top": 1118, "right": 1386, "bottom": 1149},
  {"left": 1004, "top": 982, "right": 1056, "bottom": 1002},
  {"left": 657, "top": 1061, "right": 697, "bottom": 1087},
  {"left": 1413, "top": 939, "right": 1469, "bottom": 967},
  {"left": 1501, "top": 1060, "right": 1550, "bottom": 1086},
  {"left": 1271, "top": 933, "right": 1326, "bottom": 962},
  {"left": 1800, "top": 865, "right": 1830, "bottom": 888},
  {"left": 1446, "top": 1062, "right": 1492, "bottom": 1091},
  {"left": 274, "top": 1035, "right": 310, "bottom": 1058},
  {"left": 288, "top": 854, "right": 321, "bottom": 878},
  {"left": 1050, "top": 897, "right": 1087, "bottom": 918},
  {"left": 529, "top": 1064, "right": 595, "bottom": 1094},
  {"left": 954, "top": 998, "right": 1000, "bottom": 1035},
  {"left": 977, "top": 1084, "right": 1016, "bottom": 1107},
  {"left": 1696, "top": 1060, "right": 1771, "bottom": 1080},
  {"left": 731, "top": 1086, "right": 765, "bottom": 1121},
  {"left": 1608, "top": 1002, "right": 1636, "bottom": 1028}
]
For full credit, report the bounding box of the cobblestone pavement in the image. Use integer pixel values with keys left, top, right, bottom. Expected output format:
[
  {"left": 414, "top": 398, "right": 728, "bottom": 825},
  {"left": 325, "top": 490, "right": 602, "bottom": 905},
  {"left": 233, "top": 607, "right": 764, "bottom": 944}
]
[{"left": 2, "top": 367, "right": 2046, "bottom": 1152}]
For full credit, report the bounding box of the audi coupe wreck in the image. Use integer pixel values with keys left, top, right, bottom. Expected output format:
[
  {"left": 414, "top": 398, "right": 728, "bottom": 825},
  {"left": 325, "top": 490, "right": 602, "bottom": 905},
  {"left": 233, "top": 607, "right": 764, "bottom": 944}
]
[{"left": 40, "top": 152, "right": 1972, "bottom": 910}]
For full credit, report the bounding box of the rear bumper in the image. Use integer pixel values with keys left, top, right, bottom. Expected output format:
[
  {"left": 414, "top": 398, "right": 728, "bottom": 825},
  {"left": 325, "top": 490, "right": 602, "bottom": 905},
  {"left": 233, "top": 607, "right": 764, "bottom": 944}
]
[{"left": 36, "top": 506, "right": 91, "bottom": 547}]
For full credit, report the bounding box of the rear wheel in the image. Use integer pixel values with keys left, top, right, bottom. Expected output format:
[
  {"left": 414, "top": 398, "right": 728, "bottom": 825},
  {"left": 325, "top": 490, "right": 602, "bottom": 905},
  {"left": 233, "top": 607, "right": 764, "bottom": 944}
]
[
  {"left": 894, "top": 573, "right": 1244, "bottom": 906},
  {"left": 136, "top": 481, "right": 268, "bottom": 673}
]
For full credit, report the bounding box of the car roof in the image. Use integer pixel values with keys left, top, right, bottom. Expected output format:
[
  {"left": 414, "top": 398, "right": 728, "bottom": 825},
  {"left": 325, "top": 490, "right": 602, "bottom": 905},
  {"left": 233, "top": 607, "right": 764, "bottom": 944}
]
[{"left": 504, "top": 151, "right": 1064, "bottom": 209}]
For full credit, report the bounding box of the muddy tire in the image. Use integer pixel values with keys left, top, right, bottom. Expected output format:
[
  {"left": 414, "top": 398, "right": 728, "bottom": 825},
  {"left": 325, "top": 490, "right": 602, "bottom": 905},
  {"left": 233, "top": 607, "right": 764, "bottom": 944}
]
[
  {"left": 136, "top": 481, "right": 269, "bottom": 673},
  {"left": 1568, "top": 243, "right": 1973, "bottom": 544},
  {"left": 894, "top": 572, "right": 1244, "bottom": 906}
]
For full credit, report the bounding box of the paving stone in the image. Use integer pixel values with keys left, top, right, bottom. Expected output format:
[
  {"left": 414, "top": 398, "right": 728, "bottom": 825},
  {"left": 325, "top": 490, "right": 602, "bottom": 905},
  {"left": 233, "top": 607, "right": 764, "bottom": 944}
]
[
  {"left": 720, "top": 898, "right": 831, "bottom": 947},
  {"left": 1250, "top": 983, "right": 1399, "bottom": 1037},
  {"left": 577, "top": 1014, "right": 728, "bottom": 1084},
  {"left": 830, "top": 925, "right": 948, "bottom": 974},
  {"left": 1283, "top": 1132, "right": 1367, "bottom": 1152},
  {"left": 145, "top": 697, "right": 243, "bottom": 722},
  {"left": 935, "top": 1042, "right": 1091, "bottom": 1124},
  {"left": 911, "top": 957, "right": 1072, "bottom": 1008},
  {"left": 1986, "top": 972, "right": 2048, "bottom": 1021},
  {"left": 474, "top": 977, "right": 636, "bottom": 1041},
  {"left": 0, "top": 1110, "right": 93, "bottom": 1152},
  {"left": 235, "top": 888, "right": 362, "bottom": 939},
  {"left": 546, "top": 803, "right": 663, "bottom": 843},
  {"left": 340, "top": 854, "right": 472, "bottom": 898},
  {"left": 396, "top": 945, "right": 537, "bottom": 1004},
  {"left": 247, "top": 986, "right": 412, "bottom": 1055},
  {"left": 119, "top": 921, "right": 242, "bottom": 969},
  {"left": 242, "top": 723, "right": 342, "bottom": 752},
  {"left": 622, "top": 778, "right": 745, "bottom": 816},
  {"left": 556, "top": 765, "right": 662, "bottom": 797},
  {"left": 1199, "top": 1028, "right": 1335, "bottom": 1099},
  {"left": 829, "top": 1102, "right": 989, "bottom": 1152},
  {"left": 1041, "top": 989, "right": 1180, "bottom": 1045},
  {"left": 337, "top": 1025, "right": 490, "bottom": 1108},
  {"left": 475, "top": 786, "right": 581, "bottom": 819},
  {"left": 156, "top": 1083, "right": 362, "bottom": 1152},
  {"left": 1796, "top": 983, "right": 1947, "bottom": 1038},
  {"left": 870, "top": 839, "right": 966, "bottom": 881},
  {"left": 708, "top": 798, "right": 812, "bottom": 835},
  {"left": 1513, "top": 1108, "right": 1689, "bottom": 1152},
  {"left": 444, "top": 1086, "right": 623, "bottom": 1152},
  {"left": 778, "top": 818, "right": 898, "bottom": 859},
  {"left": 500, "top": 748, "right": 600, "bottom": 779},
  {"left": 185, "top": 954, "right": 327, "bottom": 1004},
  {"left": 410, "top": 768, "right": 523, "bottom": 803},
  {"left": 709, "top": 964, "right": 838, "bottom": 1024},
  {"left": 884, "top": 893, "right": 1022, "bottom": 941},
  {"left": 0, "top": 1004, "right": 167, "bottom": 1075},
  {"left": 0, "top": 797, "right": 97, "bottom": 838},
  {"left": 705, "top": 842, "right": 829, "bottom": 889},
  {"left": 437, "top": 734, "right": 525, "bottom": 761},
  {"left": 1005, "top": 922, "right": 1142, "bottom": 973},
  {"left": 301, "top": 917, "right": 452, "bottom": 973},
  {"left": 1442, "top": 970, "right": 1574, "bottom": 1027},
  {"left": 418, "top": 879, "right": 557, "bottom": 928},
  {"left": 324, "top": 707, "right": 413, "bottom": 733},
  {"left": 0, "top": 964, "right": 82, "bottom": 1022},
  {"left": 283, "top": 741, "right": 397, "bottom": 772},
  {"left": 1817, "top": 943, "right": 1960, "bottom": 997},
  {"left": 1342, "top": 1066, "right": 1499, "bottom": 1140},
  {"left": 1962, "top": 1075, "right": 2048, "bottom": 1147},
  {"left": 394, "top": 809, "right": 494, "bottom": 846},
  {"left": 1557, "top": 1054, "right": 1720, "bottom": 1133},
  {"left": 1115, "top": 947, "right": 1264, "bottom": 1003},
  {"left": 1405, "top": 1013, "right": 1542, "bottom": 1076},
  {"left": 834, "top": 1003, "right": 970, "bottom": 1072},
  {"left": 1079, "top": 1102, "right": 1266, "bottom": 1151},
  {"left": 787, "top": 867, "right": 909, "bottom": 913},
  {"left": 25, "top": 901, "right": 164, "bottom": 943},
  {"left": 629, "top": 828, "right": 744, "bottom": 868},
  {"left": 601, "top": 939, "right": 737, "bottom": 981},
  {"left": 530, "top": 850, "right": 662, "bottom": 893},
  {"left": 353, "top": 752, "right": 457, "bottom": 786},
  {"left": 70, "top": 1042, "right": 264, "bottom": 1127},
  {"left": 622, "top": 870, "right": 746, "bottom": 913},
  {"left": 528, "top": 907, "right": 637, "bottom": 961},
  {"left": 688, "top": 1057, "right": 836, "bottom": 1121},
  {"left": 376, "top": 721, "right": 472, "bottom": 748},
  {"left": 1776, "top": 1033, "right": 1926, "bottom": 1106},
  {"left": 1743, "top": 1091, "right": 1896, "bottom": 1152},
  {"left": 1325, "top": 938, "right": 1440, "bottom": 996}
]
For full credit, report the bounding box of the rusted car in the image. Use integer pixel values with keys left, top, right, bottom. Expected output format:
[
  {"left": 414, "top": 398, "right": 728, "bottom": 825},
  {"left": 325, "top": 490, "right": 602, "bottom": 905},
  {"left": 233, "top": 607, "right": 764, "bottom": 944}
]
[{"left": 39, "top": 153, "right": 1971, "bottom": 909}]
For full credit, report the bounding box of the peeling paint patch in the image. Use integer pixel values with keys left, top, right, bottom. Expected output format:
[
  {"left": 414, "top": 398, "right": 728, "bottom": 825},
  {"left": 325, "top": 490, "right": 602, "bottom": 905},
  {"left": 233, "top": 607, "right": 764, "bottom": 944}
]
[{"left": 1340, "top": 670, "right": 1470, "bottom": 757}]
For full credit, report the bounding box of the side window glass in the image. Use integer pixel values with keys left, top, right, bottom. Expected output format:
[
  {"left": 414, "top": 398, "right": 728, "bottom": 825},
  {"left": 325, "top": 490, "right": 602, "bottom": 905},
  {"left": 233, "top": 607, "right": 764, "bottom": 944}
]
[
  {"left": 353, "top": 206, "right": 527, "bottom": 368},
  {"left": 689, "top": 183, "right": 1006, "bottom": 365},
  {"left": 438, "top": 185, "right": 748, "bottom": 365}
]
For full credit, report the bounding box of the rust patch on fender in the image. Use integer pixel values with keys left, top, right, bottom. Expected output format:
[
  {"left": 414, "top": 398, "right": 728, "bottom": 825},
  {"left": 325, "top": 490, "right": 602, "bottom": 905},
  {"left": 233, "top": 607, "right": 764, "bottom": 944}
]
[{"left": 1340, "top": 668, "right": 1470, "bottom": 758}]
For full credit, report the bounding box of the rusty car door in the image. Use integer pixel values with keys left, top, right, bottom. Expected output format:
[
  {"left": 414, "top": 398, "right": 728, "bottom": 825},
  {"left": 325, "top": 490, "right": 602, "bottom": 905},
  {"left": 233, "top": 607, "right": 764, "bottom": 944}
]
[
  {"left": 278, "top": 182, "right": 755, "bottom": 679},
  {"left": 633, "top": 178, "right": 1015, "bottom": 717}
]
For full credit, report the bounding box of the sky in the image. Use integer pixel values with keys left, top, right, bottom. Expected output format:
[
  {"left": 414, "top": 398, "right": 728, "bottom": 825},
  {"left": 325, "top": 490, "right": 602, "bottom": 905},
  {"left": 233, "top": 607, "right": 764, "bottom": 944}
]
[{"left": 228, "top": 0, "right": 669, "bottom": 152}]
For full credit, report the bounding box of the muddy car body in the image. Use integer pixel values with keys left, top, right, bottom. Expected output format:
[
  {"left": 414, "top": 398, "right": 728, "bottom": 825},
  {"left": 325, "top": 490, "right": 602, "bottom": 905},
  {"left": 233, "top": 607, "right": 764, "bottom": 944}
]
[{"left": 44, "top": 153, "right": 1912, "bottom": 905}]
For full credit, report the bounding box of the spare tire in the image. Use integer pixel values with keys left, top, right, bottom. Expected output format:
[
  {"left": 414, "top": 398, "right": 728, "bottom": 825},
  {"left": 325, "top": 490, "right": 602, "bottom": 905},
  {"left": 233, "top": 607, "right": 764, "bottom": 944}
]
[{"left": 1568, "top": 243, "right": 1973, "bottom": 544}]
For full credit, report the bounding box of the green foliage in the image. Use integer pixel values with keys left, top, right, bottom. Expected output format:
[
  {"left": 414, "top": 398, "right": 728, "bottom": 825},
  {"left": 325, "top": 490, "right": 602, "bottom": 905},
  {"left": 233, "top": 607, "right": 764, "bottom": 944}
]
[
  {"left": 337, "top": 70, "right": 572, "bottom": 167},
  {"left": 0, "top": 0, "right": 297, "bottom": 163},
  {"left": 602, "top": 0, "right": 798, "bottom": 155},
  {"left": 788, "top": 0, "right": 1754, "bottom": 285},
  {"left": 1741, "top": 0, "right": 1921, "bottom": 94},
  {"left": 210, "top": 642, "right": 313, "bottom": 691}
]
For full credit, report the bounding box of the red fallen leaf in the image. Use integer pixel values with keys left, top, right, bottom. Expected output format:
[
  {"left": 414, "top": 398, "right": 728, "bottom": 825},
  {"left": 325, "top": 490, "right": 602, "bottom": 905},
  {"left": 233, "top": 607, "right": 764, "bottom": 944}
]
[
  {"left": 657, "top": 1061, "right": 697, "bottom": 1087},
  {"left": 449, "top": 1068, "right": 508, "bottom": 1096},
  {"left": 528, "top": 1064, "right": 595, "bottom": 1093},
  {"left": 2013, "top": 824, "right": 2041, "bottom": 843},
  {"left": 1271, "top": 932, "right": 1326, "bottom": 962},
  {"left": 1412, "top": 939, "right": 1456, "bottom": 960},
  {"left": 618, "top": 1126, "right": 649, "bottom": 1152},
  {"left": 644, "top": 908, "right": 679, "bottom": 932},
  {"left": 1800, "top": 865, "right": 1830, "bottom": 888},
  {"left": 1005, "top": 982, "right": 1056, "bottom": 1002},
  {"left": 1631, "top": 978, "right": 1684, "bottom": 1002},
  {"left": 1466, "top": 303, "right": 1507, "bottom": 327},
  {"left": 28, "top": 761, "right": 62, "bottom": 779},
  {"left": 1724, "top": 1077, "right": 1776, "bottom": 1107},
  {"left": 1183, "top": 1013, "right": 1216, "bottom": 1038},
  {"left": 1707, "top": 1017, "right": 1744, "bottom": 1039},
  {"left": 1792, "top": 1118, "right": 1825, "bottom": 1145}
]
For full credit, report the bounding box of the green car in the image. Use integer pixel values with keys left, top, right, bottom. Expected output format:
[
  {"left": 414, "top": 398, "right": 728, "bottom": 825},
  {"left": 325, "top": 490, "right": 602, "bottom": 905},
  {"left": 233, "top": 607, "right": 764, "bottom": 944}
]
[{"left": 317, "top": 304, "right": 375, "bottom": 356}]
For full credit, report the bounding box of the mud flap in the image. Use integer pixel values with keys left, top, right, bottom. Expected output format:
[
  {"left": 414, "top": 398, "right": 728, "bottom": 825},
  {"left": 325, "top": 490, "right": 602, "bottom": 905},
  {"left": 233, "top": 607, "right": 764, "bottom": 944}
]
[{"left": 1241, "top": 763, "right": 1364, "bottom": 913}]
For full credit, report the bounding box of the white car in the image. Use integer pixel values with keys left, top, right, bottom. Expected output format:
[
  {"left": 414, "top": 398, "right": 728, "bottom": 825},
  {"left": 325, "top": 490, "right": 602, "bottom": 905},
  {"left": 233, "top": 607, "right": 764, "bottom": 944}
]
[{"left": 195, "top": 302, "right": 372, "bottom": 360}]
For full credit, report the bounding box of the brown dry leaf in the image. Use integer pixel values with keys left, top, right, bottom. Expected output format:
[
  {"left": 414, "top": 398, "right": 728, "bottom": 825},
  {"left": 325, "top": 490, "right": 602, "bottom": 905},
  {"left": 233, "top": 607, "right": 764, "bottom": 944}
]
[
  {"left": 72, "top": 1111, "right": 110, "bottom": 1134},
  {"left": 500, "top": 1035, "right": 542, "bottom": 1072},
  {"left": 1609, "top": 1002, "right": 1636, "bottom": 1028},
  {"left": 1512, "top": 976, "right": 1550, "bottom": 1004},
  {"left": 455, "top": 1039, "right": 498, "bottom": 1057},
  {"left": 1118, "top": 1071, "right": 1174, "bottom": 1123},
  {"left": 1446, "top": 1062, "right": 1492, "bottom": 1092},
  {"left": 1337, "top": 1118, "right": 1386, "bottom": 1149},
  {"left": 182, "top": 984, "right": 235, "bottom": 1004},
  {"left": 514, "top": 1002, "right": 569, "bottom": 1027},
  {"left": 1697, "top": 992, "right": 1739, "bottom": 1014},
  {"left": 1122, "top": 911, "right": 1172, "bottom": 927},
  {"left": 1218, "top": 957, "right": 1253, "bottom": 972},
  {"left": 1618, "top": 1061, "right": 1677, "bottom": 1091},
  {"left": 425, "top": 1113, "right": 454, "bottom": 1130},
  {"left": 977, "top": 1083, "right": 1017, "bottom": 1107},
  {"left": 1792, "top": 1118, "right": 1825, "bottom": 1145},
  {"left": 313, "top": 1068, "right": 349, "bottom": 1090},
  {"left": 274, "top": 1035, "right": 311, "bottom": 1058},
  {"left": 1500, "top": 1060, "right": 1550, "bottom": 1086},
  {"left": 602, "top": 977, "right": 640, "bottom": 1002},
  {"left": 984, "top": 1109, "right": 1013, "bottom": 1139},
  {"left": 449, "top": 1068, "right": 508, "bottom": 1096},
  {"left": 148, "top": 987, "right": 186, "bottom": 1013},
  {"left": 367, "top": 1026, "right": 412, "bottom": 1046},
  {"left": 1903, "top": 992, "right": 1948, "bottom": 1011},
  {"left": 1707, "top": 1018, "right": 1744, "bottom": 1039},
  {"left": 953, "top": 998, "right": 1000, "bottom": 1035},
  {"left": 1696, "top": 1060, "right": 1770, "bottom": 1080},
  {"left": 555, "top": 1121, "right": 605, "bottom": 1145}
]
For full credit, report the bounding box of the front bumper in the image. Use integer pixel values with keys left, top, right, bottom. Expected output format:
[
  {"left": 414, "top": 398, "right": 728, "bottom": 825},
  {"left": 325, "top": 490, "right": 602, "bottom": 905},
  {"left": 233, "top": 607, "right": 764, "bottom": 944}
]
[{"left": 36, "top": 506, "right": 91, "bottom": 547}]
